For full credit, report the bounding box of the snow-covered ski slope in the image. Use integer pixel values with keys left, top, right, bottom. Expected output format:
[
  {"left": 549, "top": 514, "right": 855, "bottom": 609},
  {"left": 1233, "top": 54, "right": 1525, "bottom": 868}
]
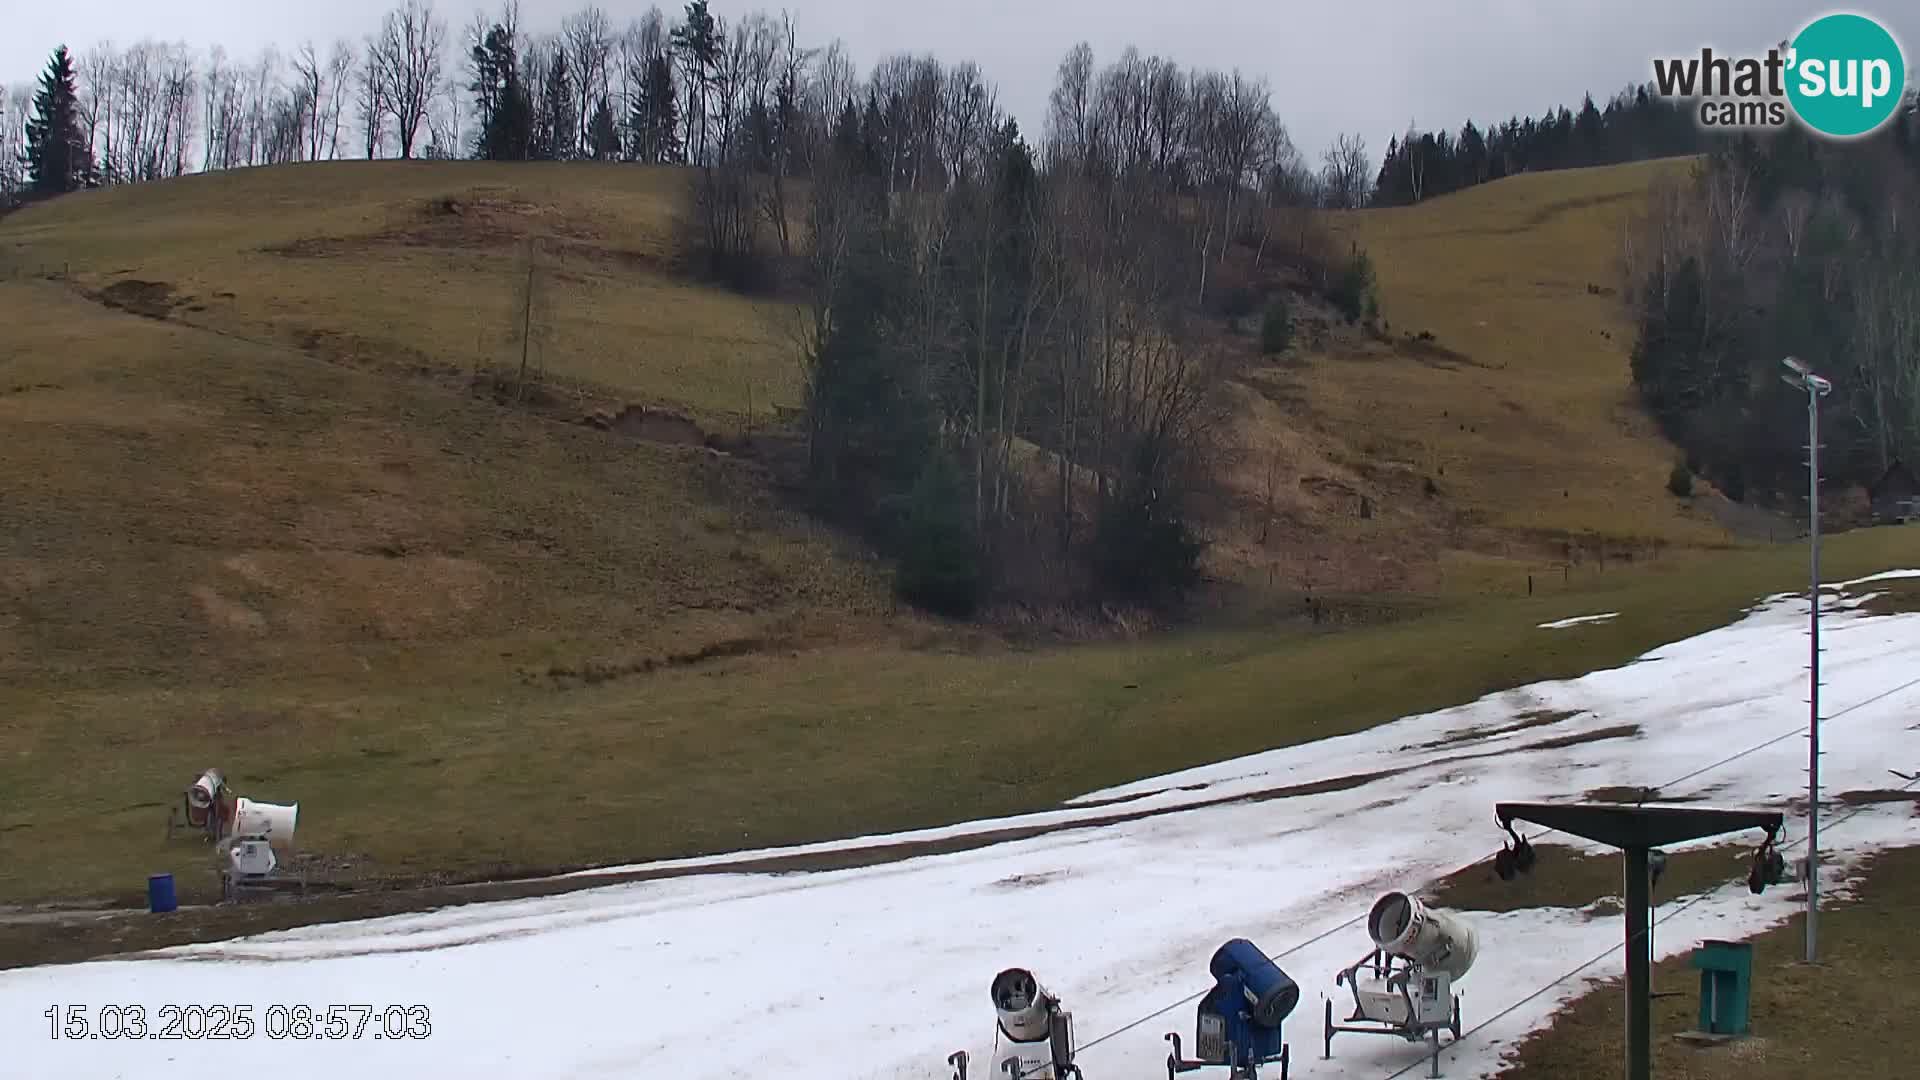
[{"left": 4, "top": 570, "right": 1917, "bottom": 1080}]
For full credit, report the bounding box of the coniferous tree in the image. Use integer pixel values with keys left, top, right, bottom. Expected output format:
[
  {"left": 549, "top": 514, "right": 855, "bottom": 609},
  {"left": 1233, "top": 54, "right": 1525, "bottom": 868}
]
[
  {"left": 628, "top": 52, "right": 680, "bottom": 163},
  {"left": 24, "top": 46, "right": 93, "bottom": 195},
  {"left": 536, "top": 49, "right": 575, "bottom": 161},
  {"left": 1372, "top": 84, "right": 1702, "bottom": 205},
  {"left": 586, "top": 96, "right": 620, "bottom": 160},
  {"left": 471, "top": 25, "right": 532, "bottom": 160},
  {"left": 670, "top": 0, "right": 719, "bottom": 164}
]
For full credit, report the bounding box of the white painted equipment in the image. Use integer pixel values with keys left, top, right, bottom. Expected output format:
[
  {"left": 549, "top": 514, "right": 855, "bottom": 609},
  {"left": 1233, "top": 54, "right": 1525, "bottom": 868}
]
[
  {"left": 232, "top": 799, "right": 299, "bottom": 850},
  {"left": 163, "top": 766, "right": 314, "bottom": 904},
  {"left": 225, "top": 838, "right": 278, "bottom": 877},
  {"left": 950, "top": 969, "right": 1082, "bottom": 1080},
  {"left": 1367, "top": 892, "right": 1477, "bottom": 981},
  {"left": 1325, "top": 893, "right": 1474, "bottom": 1078}
]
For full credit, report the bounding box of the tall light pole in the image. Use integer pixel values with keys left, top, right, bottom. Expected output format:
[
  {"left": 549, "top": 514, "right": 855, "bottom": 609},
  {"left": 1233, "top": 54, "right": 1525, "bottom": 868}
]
[{"left": 1782, "top": 355, "right": 1831, "bottom": 964}]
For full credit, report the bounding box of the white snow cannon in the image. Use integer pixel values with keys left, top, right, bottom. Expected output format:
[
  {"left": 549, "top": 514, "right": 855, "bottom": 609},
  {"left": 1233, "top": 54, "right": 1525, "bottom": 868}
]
[
  {"left": 230, "top": 798, "right": 299, "bottom": 850},
  {"left": 1323, "top": 892, "right": 1473, "bottom": 1078},
  {"left": 1368, "top": 892, "right": 1477, "bottom": 981},
  {"left": 949, "top": 968, "right": 1081, "bottom": 1080},
  {"left": 218, "top": 798, "right": 300, "bottom": 902}
]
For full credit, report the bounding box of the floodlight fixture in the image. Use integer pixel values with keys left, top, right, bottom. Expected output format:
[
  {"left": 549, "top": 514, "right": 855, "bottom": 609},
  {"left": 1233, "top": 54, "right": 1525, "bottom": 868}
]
[{"left": 1781, "top": 356, "right": 1832, "bottom": 396}]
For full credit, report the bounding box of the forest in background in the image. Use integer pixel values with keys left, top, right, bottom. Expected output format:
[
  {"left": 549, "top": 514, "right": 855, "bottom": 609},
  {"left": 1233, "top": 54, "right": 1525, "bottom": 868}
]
[{"left": 1628, "top": 112, "right": 1920, "bottom": 506}]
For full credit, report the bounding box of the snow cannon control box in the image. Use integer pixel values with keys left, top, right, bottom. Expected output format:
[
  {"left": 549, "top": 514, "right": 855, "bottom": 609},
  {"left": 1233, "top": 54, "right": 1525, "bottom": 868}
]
[{"left": 1165, "top": 938, "right": 1297, "bottom": 1079}]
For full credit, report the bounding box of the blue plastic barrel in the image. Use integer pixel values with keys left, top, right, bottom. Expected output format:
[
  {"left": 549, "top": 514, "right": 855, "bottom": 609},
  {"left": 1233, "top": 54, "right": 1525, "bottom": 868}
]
[{"left": 147, "top": 873, "right": 178, "bottom": 913}]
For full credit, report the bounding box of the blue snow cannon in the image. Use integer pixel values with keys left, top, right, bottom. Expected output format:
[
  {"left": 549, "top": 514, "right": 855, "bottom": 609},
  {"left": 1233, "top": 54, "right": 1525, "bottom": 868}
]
[{"left": 1164, "top": 939, "right": 1298, "bottom": 1080}]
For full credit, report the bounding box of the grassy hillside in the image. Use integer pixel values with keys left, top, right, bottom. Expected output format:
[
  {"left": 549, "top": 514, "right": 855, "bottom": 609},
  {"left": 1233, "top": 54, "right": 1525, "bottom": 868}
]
[
  {"left": 4, "top": 156, "right": 1911, "bottom": 915},
  {"left": 0, "top": 277, "right": 889, "bottom": 688},
  {"left": 1345, "top": 159, "right": 1711, "bottom": 544},
  {"left": 1214, "top": 158, "right": 1735, "bottom": 601},
  {"left": 0, "top": 161, "right": 797, "bottom": 427}
]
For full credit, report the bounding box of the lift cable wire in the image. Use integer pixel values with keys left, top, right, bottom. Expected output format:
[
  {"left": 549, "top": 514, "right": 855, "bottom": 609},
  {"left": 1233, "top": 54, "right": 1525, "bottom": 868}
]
[
  {"left": 1065, "top": 670, "right": 1920, "bottom": 1065},
  {"left": 1376, "top": 767, "right": 1920, "bottom": 1080}
]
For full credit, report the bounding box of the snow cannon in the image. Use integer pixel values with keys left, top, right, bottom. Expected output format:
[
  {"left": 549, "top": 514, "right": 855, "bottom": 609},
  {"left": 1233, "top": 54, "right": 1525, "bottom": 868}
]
[
  {"left": 949, "top": 969, "right": 1080, "bottom": 1080},
  {"left": 1164, "top": 939, "right": 1296, "bottom": 1079},
  {"left": 230, "top": 798, "right": 299, "bottom": 851},
  {"left": 166, "top": 767, "right": 229, "bottom": 843},
  {"left": 1325, "top": 893, "right": 1472, "bottom": 1077},
  {"left": 217, "top": 798, "right": 300, "bottom": 903},
  {"left": 187, "top": 769, "right": 224, "bottom": 819},
  {"left": 1368, "top": 892, "right": 1476, "bottom": 981}
]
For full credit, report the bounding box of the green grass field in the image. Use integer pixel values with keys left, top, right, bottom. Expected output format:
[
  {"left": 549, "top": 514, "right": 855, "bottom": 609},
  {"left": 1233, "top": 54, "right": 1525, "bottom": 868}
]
[{"left": 2, "top": 157, "right": 1913, "bottom": 914}]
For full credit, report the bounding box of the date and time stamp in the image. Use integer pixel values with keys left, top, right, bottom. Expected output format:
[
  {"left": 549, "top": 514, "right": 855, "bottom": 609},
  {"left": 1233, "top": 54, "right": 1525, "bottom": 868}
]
[{"left": 43, "top": 1003, "right": 432, "bottom": 1042}]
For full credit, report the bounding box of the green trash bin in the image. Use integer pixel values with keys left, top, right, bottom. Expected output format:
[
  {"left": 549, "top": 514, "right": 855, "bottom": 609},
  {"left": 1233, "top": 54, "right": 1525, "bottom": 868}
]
[{"left": 1690, "top": 939, "right": 1754, "bottom": 1036}]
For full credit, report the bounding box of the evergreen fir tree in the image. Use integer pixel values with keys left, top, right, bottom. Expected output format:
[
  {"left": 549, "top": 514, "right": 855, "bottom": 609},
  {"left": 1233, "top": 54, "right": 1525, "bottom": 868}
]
[
  {"left": 628, "top": 52, "right": 680, "bottom": 163},
  {"left": 25, "top": 45, "right": 93, "bottom": 195},
  {"left": 587, "top": 97, "right": 621, "bottom": 160},
  {"left": 543, "top": 51, "right": 576, "bottom": 162},
  {"left": 470, "top": 26, "right": 532, "bottom": 161}
]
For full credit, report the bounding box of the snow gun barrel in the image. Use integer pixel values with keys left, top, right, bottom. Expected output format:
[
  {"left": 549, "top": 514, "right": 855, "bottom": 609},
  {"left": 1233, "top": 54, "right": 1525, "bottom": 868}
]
[
  {"left": 1368, "top": 892, "right": 1477, "bottom": 980},
  {"left": 1208, "top": 939, "right": 1299, "bottom": 1027}
]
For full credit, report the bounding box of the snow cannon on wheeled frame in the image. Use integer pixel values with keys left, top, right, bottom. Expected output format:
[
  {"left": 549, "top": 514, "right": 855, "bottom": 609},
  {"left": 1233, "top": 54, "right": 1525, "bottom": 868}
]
[
  {"left": 949, "top": 967, "right": 1083, "bottom": 1080},
  {"left": 1323, "top": 892, "right": 1474, "bottom": 1078},
  {"left": 1164, "top": 938, "right": 1299, "bottom": 1080}
]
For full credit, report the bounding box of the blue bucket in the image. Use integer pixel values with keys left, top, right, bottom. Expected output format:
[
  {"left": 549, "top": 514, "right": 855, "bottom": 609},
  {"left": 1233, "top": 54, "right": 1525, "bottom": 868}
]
[{"left": 147, "top": 873, "right": 178, "bottom": 914}]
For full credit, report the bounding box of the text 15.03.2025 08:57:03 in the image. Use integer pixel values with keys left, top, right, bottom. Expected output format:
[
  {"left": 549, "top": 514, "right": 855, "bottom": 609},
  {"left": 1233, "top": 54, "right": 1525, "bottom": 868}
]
[{"left": 44, "top": 1004, "right": 433, "bottom": 1041}]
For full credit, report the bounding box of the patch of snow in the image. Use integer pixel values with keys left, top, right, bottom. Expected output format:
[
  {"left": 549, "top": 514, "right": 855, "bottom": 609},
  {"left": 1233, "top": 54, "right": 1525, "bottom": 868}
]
[
  {"left": 1836, "top": 569, "right": 1920, "bottom": 589},
  {"left": 1537, "top": 612, "right": 1619, "bottom": 630},
  {"left": 2, "top": 575, "right": 1918, "bottom": 1079}
]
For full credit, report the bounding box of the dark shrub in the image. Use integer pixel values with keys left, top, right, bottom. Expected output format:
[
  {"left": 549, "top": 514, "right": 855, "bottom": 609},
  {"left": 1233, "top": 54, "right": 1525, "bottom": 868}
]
[
  {"left": 1329, "top": 249, "right": 1378, "bottom": 324},
  {"left": 1260, "top": 296, "right": 1293, "bottom": 355},
  {"left": 894, "top": 455, "right": 984, "bottom": 616}
]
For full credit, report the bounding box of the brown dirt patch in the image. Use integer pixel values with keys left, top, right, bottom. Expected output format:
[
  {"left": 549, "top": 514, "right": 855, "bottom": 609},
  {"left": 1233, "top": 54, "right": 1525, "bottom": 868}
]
[
  {"left": 1414, "top": 708, "right": 1582, "bottom": 750},
  {"left": 1853, "top": 578, "right": 1920, "bottom": 617},
  {"left": 587, "top": 404, "right": 711, "bottom": 447},
  {"left": 261, "top": 194, "right": 672, "bottom": 273},
  {"left": 1584, "top": 784, "right": 1709, "bottom": 804},
  {"left": 1835, "top": 789, "right": 1920, "bottom": 807},
  {"left": 96, "top": 279, "right": 181, "bottom": 319}
]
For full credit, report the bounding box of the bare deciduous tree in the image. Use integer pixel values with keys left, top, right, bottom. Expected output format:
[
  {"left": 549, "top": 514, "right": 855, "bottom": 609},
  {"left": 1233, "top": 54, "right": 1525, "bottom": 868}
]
[
  {"left": 1320, "top": 132, "right": 1370, "bottom": 210},
  {"left": 1045, "top": 42, "right": 1094, "bottom": 172},
  {"left": 357, "top": 40, "right": 387, "bottom": 158},
  {"left": 562, "top": 5, "right": 613, "bottom": 158},
  {"left": 292, "top": 41, "right": 324, "bottom": 161},
  {"left": 323, "top": 40, "right": 355, "bottom": 159},
  {"left": 371, "top": 0, "right": 446, "bottom": 159}
]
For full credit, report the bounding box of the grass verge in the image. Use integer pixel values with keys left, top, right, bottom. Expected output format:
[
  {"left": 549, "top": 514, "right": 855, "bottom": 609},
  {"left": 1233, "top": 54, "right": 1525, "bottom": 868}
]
[{"left": 1499, "top": 845, "right": 1920, "bottom": 1079}]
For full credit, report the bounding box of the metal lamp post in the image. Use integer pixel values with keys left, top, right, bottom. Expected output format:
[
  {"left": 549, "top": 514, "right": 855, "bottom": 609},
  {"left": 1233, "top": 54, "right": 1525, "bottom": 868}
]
[{"left": 1781, "top": 356, "right": 1831, "bottom": 964}]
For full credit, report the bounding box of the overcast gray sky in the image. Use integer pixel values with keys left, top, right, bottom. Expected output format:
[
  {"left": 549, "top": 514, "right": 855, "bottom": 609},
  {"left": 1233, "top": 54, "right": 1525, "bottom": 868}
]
[{"left": 7, "top": 1, "right": 1916, "bottom": 159}]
